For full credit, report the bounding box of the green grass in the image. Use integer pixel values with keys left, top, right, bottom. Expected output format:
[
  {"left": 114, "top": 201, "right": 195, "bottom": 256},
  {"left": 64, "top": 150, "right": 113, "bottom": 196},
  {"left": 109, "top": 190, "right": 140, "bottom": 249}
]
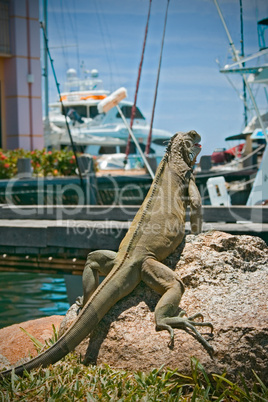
[
  {"left": 1, "top": 356, "right": 267, "bottom": 401},
  {"left": 1, "top": 355, "right": 267, "bottom": 401},
  {"left": 0, "top": 327, "right": 267, "bottom": 401}
]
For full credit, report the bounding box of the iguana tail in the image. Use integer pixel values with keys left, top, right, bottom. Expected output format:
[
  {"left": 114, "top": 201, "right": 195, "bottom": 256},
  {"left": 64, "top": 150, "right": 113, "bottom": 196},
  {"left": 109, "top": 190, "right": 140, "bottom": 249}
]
[
  {"left": 0, "top": 299, "right": 98, "bottom": 377},
  {"left": 0, "top": 265, "right": 139, "bottom": 377}
]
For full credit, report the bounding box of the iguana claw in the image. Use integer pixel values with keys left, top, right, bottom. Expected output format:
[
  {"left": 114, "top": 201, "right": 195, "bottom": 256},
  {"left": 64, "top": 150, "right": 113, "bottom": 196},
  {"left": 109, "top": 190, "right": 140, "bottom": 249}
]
[
  {"left": 75, "top": 296, "right": 84, "bottom": 314},
  {"left": 157, "top": 313, "right": 214, "bottom": 353},
  {"left": 178, "top": 310, "right": 187, "bottom": 318},
  {"left": 187, "top": 313, "right": 213, "bottom": 333},
  {"left": 188, "top": 312, "right": 204, "bottom": 321}
]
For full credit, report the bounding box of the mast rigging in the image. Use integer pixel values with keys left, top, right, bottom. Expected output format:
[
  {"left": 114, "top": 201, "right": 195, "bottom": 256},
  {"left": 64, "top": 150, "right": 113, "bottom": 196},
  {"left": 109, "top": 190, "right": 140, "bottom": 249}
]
[{"left": 146, "top": 0, "right": 170, "bottom": 155}]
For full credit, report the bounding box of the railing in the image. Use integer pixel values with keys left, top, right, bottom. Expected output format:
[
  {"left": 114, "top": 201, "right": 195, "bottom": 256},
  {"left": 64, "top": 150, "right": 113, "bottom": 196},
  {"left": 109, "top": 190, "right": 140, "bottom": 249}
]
[{"left": 0, "top": 204, "right": 267, "bottom": 223}]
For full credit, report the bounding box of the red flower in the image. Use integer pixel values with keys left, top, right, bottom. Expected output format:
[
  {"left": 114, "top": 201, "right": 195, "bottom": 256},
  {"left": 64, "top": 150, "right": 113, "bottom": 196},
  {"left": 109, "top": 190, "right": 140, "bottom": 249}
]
[
  {"left": 1, "top": 155, "right": 7, "bottom": 160},
  {"left": 4, "top": 163, "right": 10, "bottom": 168}
]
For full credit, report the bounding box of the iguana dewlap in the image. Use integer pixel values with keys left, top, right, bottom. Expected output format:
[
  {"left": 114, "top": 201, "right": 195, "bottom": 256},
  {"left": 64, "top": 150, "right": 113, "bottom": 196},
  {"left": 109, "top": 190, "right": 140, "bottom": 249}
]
[{"left": 1, "top": 130, "right": 213, "bottom": 377}]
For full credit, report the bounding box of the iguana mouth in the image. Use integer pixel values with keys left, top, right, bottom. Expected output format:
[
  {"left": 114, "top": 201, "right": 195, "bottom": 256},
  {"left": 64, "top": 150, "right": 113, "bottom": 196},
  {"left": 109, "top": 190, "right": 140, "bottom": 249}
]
[{"left": 190, "top": 142, "right": 202, "bottom": 164}]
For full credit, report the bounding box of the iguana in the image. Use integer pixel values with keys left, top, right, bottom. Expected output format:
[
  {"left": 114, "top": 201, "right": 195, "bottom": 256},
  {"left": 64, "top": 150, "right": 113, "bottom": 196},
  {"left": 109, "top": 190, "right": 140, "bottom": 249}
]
[{"left": 1, "top": 130, "right": 213, "bottom": 378}]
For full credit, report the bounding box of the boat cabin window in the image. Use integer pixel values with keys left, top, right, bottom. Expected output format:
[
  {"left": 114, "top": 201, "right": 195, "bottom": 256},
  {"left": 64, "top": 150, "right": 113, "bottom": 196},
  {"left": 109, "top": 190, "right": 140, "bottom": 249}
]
[
  {"left": 99, "top": 146, "right": 117, "bottom": 154},
  {"left": 65, "top": 105, "right": 87, "bottom": 118},
  {"left": 138, "top": 142, "right": 155, "bottom": 154},
  {"left": 120, "top": 142, "right": 136, "bottom": 154},
  {"left": 89, "top": 105, "right": 99, "bottom": 118},
  {"left": 84, "top": 145, "right": 122, "bottom": 155},
  {"left": 63, "top": 105, "right": 99, "bottom": 119},
  {"left": 120, "top": 142, "right": 155, "bottom": 154},
  {"left": 116, "top": 106, "right": 145, "bottom": 120}
]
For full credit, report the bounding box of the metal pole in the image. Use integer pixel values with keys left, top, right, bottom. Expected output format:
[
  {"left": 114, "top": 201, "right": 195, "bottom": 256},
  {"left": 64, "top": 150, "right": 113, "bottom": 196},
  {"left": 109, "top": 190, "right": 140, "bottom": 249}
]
[
  {"left": 125, "top": 0, "right": 152, "bottom": 159},
  {"left": 214, "top": 0, "right": 267, "bottom": 141},
  {"left": 116, "top": 105, "right": 155, "bottom": 179},
  {"left": 40, "top": 21, "right": 85, "bottom": 194},
  {"left": 239, "top": 0, "right": 247, "bottom": 127},
  {"left": 43, "top": 0, "right": 49, "bottom": 122},
  {"left": 146, "top": 0, "right": 170, "bottom": 155},
  {"left": 221, "top": 48, "right": 268, "bottom": 69}
]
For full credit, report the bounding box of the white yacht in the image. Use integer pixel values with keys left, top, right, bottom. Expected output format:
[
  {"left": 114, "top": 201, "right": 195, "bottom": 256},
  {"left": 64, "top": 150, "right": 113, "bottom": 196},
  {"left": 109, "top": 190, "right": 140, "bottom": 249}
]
[{"left": 44, "top": 68, "right": 172, "bottom": 170}]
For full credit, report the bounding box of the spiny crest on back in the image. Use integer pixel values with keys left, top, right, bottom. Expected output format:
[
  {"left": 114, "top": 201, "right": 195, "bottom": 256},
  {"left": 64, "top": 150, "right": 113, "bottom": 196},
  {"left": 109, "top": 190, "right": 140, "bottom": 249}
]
[
  {"left": 164, "top": 132, "right": 185, "bottom": 162},
  {"left": 163, "top": 133, "right": 178, "bottom": 161},
  {"left": 166, "top": 133, "right": 179, "bottom": 153}
]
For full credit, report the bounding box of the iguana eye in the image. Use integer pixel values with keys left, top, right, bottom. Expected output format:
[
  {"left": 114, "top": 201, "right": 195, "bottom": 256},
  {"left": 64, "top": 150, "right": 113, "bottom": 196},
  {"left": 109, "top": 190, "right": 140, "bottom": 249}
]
[{"left": 185, "top": 140, "right": 191, "bottom": 148}]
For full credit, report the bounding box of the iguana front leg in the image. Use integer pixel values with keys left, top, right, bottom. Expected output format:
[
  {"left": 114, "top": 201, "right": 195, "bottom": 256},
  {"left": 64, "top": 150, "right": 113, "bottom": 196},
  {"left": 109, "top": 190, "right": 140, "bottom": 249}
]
[
  {"left": 188, "top": 177, "right": 202, "bottom": 234},
  {"left": 141, "top": 258, "right": 213, "bottom": 352},
  {"left": 77, "top": 250, "right": 117, "bottom": 308}
]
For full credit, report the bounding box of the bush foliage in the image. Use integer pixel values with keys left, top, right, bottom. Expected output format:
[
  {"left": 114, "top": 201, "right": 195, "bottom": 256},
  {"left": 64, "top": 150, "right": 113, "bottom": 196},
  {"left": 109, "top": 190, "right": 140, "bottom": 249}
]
[{"left": 0, "top": 148, "right": 78, "bottom": 179}]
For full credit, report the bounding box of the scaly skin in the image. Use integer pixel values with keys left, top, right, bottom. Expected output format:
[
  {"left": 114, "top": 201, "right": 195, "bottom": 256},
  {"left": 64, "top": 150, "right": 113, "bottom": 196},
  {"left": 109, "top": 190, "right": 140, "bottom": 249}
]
[{"left": 1, "top": 130, "right": 213, "bottom": 378}]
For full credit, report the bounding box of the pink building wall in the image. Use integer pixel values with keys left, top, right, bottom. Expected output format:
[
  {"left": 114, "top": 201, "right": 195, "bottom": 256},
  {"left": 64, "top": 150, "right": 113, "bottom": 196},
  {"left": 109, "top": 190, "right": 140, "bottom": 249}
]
[{"left": 4, "top": 0, "right": 43, "bottom": 150}]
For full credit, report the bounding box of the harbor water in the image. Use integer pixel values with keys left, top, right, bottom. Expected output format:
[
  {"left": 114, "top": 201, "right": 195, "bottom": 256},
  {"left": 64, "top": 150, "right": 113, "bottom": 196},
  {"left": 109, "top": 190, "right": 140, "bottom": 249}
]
[{"left": 0, "top": 272, "right": 70, "bottom": 329}]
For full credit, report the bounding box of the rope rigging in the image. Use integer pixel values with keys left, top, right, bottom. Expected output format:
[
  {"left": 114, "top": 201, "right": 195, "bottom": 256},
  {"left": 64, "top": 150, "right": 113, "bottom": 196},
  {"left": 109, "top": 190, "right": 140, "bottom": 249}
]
[
  {"left": 40, "top": 22, "right": 85, "bottom": 196},
  {"left": 146, "top": 0, "right": 170, "bottom": 155},
  {"left": 125, "top": 0, "right": 152, "bottom": 159}
]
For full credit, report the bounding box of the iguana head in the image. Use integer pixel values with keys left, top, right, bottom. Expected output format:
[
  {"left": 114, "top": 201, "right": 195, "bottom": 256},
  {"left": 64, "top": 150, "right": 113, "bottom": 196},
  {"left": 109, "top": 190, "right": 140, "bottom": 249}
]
[{"left": 167, "top": 130, "right": 202, "bottom": 167}]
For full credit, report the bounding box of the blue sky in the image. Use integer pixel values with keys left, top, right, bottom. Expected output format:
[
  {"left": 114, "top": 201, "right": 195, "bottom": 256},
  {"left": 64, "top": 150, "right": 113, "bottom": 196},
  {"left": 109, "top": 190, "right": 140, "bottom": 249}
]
[{"left": 40, "top": 0, "right": 268, "bottom": 156}]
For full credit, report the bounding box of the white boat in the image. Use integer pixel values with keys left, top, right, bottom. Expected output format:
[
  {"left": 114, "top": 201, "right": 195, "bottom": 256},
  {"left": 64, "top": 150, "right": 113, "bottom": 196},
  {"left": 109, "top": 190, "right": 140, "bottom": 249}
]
[
  {"left": 44, "top": 68, "right": 172, "bottom": 170},
  {"left": 199, "top": 2, "right": 268, "bottom": 206}
]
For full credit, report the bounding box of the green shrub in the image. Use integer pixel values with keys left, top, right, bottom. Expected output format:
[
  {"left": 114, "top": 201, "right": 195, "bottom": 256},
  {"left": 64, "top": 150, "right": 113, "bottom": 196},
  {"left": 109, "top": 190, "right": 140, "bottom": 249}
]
[{"left": 0, "top": 148, "right": 79, "bottom": 179}]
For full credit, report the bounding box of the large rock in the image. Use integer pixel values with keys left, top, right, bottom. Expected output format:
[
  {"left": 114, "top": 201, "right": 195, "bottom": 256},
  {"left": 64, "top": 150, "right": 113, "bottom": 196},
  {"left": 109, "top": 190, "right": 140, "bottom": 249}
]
[
  {"left": 0, "top": 315, "right": 63, "bottom": 369},
  {"left": 60, "top": 231, "right": 268, "bottom": 384}
]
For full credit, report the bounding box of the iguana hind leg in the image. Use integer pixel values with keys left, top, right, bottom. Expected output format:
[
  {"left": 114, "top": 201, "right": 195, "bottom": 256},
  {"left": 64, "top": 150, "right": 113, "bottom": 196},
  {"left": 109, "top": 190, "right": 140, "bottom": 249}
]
[
  {"left": 79, "top": 250, "right": 117, "bottom": 307},
  {"left": 141, "top": 258, "right": 213, "bottom": 352}
]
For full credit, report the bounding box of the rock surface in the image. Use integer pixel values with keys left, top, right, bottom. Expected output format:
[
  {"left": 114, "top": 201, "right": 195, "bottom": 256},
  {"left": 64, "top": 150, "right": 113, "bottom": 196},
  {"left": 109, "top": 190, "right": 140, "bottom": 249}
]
[
  {"left": 59, "top": 231, "right": 268, "bottom": 384},
  {"left": 0, "top": 315, "right": 63, "bottom": 369}
]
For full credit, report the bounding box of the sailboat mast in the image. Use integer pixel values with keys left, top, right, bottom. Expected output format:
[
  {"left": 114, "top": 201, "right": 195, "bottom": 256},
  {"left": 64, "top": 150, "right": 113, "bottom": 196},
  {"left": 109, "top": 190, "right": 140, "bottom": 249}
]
[
  {"left": 43, "top": 0, "right": 49, "bottom": 123},
  {"left": 214, "top": 0, "right": 266, "bottom": 139},
  {"left": 239, "top": 0, "right": 248, "bottom": 127}
]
